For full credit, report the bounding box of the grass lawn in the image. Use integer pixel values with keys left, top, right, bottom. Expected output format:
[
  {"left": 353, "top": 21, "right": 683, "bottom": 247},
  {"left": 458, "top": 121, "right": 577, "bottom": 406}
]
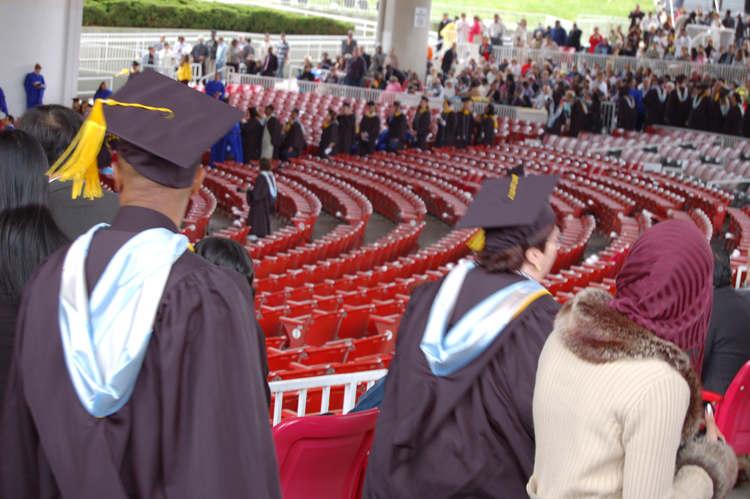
[{"left": 438, "top": 0, "right": 651, "bottom": 21}]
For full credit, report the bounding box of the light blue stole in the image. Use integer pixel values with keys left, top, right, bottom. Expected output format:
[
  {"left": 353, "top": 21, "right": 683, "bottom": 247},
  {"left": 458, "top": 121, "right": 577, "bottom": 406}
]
[{"left": 58, "top": 224, "right": 188, "bottom": 417}]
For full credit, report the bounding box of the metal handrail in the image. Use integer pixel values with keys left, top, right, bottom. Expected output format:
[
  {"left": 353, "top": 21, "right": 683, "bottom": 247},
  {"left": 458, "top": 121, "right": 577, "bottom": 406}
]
[
  {"left": 197, "top": 65, "right": 236, "bottom": 85},
  {"left": 269, "top": 369, "right": 387, "bottom": 425}
]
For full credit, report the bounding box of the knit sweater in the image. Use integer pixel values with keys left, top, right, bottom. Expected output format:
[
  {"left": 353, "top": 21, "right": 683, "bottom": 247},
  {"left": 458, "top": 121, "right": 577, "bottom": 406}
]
[{"left": 527, "top": 289, "right": 738, "bottom": 499}]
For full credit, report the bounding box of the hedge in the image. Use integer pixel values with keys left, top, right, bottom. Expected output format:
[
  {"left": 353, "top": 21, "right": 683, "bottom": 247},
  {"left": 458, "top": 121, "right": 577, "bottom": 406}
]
[{"left": 83, "top": 0, "right": 353, "bottom": 35}]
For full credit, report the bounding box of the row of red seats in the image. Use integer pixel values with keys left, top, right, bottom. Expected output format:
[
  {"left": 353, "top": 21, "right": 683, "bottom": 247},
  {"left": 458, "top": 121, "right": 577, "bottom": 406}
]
[{"left": 180, "top": 187, "right": 216, "bottom": 243}]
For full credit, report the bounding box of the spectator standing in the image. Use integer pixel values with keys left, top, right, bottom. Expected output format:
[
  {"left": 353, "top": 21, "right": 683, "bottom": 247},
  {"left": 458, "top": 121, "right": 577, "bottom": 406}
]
[
  {"left": 550, "top": 20, "right": 567, "bottom": 47},
  {"left": 345, "top": 47, "right": 367, "bottom": 87},
  {"left": 369, "top": 44, "right": 386, "bottom": 75},
  {"left": 227, "top": 39, "right": 241, "bottom": 73},
  {"left": 674, "top": 29, "right": 691, "bottom": 56},
  {"left": 24, "top": 64, "right": 45, "bottom": 110},
  {"left": 215, "top": 37, "right": 227, "bottom": 70},
  {"left": 174, "top": 36, "right": 189, "bottom": 61},
  {"left": 629, "top": 4, "right": 645, "bottom": 28},
  {"left": 177, "top": 55, "right": 192, "bottom": 84},
  {"left": 456, "top": 13, "right": 470, "bottom": 44},
  {"left": 489, "top": 14, "right": 507, "bottom": 46},
  {"left": 342, "top": 30, "right": 357, "bottom": 56},
  {"left": 441, "top": 42, "right": 457, "bottom": 78},
  {"left": 93, "top": 82, "right": 112, "bottom": 102},
  {"left": 160, "top": 42, "right": 175, "bottom": 68},
  {"left": 191, "top": 37, "right": 209, "bottom": 77},
  {"left": 514, "top": 19, "right": 529, "bottom": 47},
  {"left": 207, "top": 29, "right": 218, "bottom": 76},
  {"left": 384, "top": 48, "right": 400, "bottom": 69},
  {"left": 276, "top": 33, "right": 289, "bottom": 78},
  {"left": 261, "top": 46, "right": 279, "bottom": 77},
  {"left": 567, "top": 23, "right": 582, "bottom": 51},
  {"left": 153, "top": 35, "right": 166, "bottom": 51},
  {"left": 141, "top": 46, "right": 160, "bottom": 68},
  {"left": 735, "top": 14, "right": 746, "bottom": 47},
  {"left": 469, "top": 16, "right": 484, "bottom": 44},
  {"left": 241, "top": 39, "right": 255, "bottom": 71},
  {"left": 723, "top": 9, "right": 735, "bottom": 28},
  {"left": 588, "top": 27, "right": 603, "bottom": 53},
  {"left": 437, "top": 13, "right": 451, "bottom": 51}
]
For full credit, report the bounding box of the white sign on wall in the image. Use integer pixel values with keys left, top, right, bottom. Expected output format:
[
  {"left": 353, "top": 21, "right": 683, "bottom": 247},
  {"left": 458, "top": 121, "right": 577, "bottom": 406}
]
[{"left": 414, "top": 7, "right": 428, "bottom": 28}]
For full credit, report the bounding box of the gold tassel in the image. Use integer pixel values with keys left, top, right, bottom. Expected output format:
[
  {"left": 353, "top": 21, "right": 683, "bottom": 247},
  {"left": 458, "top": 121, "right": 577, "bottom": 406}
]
[
  {"left": 46, "top": 99, "right": 173, "bottom": 200},
  {"left": 466, "top": 228, "right": 485, "bottom": 252}
]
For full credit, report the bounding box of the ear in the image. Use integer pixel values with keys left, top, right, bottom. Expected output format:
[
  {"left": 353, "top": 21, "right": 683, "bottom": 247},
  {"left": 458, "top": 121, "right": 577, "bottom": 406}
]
[
  {"left": 191, "top": 167, "right": 206, "bottom": 196},
  {"left": 524, "top": 246, "right": 544, "bottom": 269},
  {"left": 113, "top": 160, "right": 124, "bottom": 193}
]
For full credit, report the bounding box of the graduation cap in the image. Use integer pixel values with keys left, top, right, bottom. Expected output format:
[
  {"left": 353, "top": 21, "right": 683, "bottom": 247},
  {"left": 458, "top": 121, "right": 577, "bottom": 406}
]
[
  {"left": 47, "top": 70, "right": 243, "bottom": 199},
  {"left": 457, "top": 175, "right": 559, "bottom": 253},
  {"left": 507, "top": 163, "right": 524, "bottom": 177}
]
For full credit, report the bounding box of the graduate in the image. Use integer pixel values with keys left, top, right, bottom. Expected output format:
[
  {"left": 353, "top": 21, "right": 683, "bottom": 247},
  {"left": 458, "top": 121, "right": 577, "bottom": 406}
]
[
  {"left": 261, "top": 104, "right": 282, "bottom": 160},
  {"left": 724, "top": 92, "right": 744, "bottom": 136},
  {"left": 241, "top": 106, "right": 264, "bottom": 162},
  {"left": 435, "top": 99, "right": 458, "bottom": 148},
  {"left": 616, "top": 85, "right": 637, "bottom": 131},
  {"left": 338, "top": 102, "right": 357, "bottom": 156},
  {"left": 0, "top": 70, "right": 282, "bottom": 498},
  {"left": 385, "top": 101, "right": 408, "bottom": 152},
  {"left": 0, "top": 86, "right": 8, "bottom": 116},
  {"left": 24, "top": 64, "right": 45, "bottom": 110},
  {"left": 478, "top": 105, "right": 498, "bottom": 146},
  {"left": 357, "top": 101, "right": 381, "bottom": 156},
  {"left": 568, "top": 90, "right": 587, "bottom": 138},
  {"left": 689, "top": 84, "right": 711, "bottom": 132},
  {"left": 665, "top": 75, "right": 691, "bottom": 128},
  {"left": 456, "top": 96, "right": 474, "bottom": 148},
  {"left": 643, "top": 77, "right": 668, "bottom": 127},
  {"left": 210, "top": 121, "right": 243, "bottom": 166},
  {"left": 281, "top": 108, "right": 307, "bottom": 161},
  {"left": 245, "top": 157, "right": 277, "bottom": 239},
  {"left": 319, "top": 109, "right": 340, "bottom": 158},
  {"left": 363, "top": 174, "right": 562, "bottom": 499},
  {"left": 545, "top": 93, "right": 567, "bottom": 135},
  {"left": 411, "top": 96, "right": 432, "bottom": 150},
  {"left": 710, "top": 87, "right": 730, "bottom": 134}
]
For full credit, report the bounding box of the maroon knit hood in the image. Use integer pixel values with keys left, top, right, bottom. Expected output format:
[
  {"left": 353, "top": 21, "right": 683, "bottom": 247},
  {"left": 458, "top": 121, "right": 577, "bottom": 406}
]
[{"left": 607, "top": 219, "right": 714, "bottom": 375}]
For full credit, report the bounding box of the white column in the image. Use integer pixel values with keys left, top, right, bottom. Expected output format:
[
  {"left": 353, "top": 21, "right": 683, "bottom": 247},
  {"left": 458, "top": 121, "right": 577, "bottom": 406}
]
[
  {"left": 0, "top": 0, "right": 83, "bottom": 116},
  {"left": 379, "top": 0, "right": 432, "bottom": 80}
]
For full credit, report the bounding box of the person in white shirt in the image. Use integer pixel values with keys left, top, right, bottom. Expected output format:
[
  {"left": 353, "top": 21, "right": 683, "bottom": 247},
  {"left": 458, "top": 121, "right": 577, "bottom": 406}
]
[
  {"left": 160, "top": 42, "right": 175, "bottom": 68},
  {"left": 489, "top": 15, "right": 507, "bottom": 46},
  {"left": 456, "top": 13, "right": 470, "bottom": 44},
  {"left": 533, "top": 83, "right": 552, "bottom": 110},
  {"left": 589, "top": 72, "right": 607, "bottom": 95},
  {"left": 674, "top": 29, "right": 691, "bottom": 55},
  {"left": 174, "top": 36, "right": 189, "bottom": 62},
  {"left": 508, "top": 58, "right": 521, "bottom": 76},
  {"left": 514, "top": 19, "right": 529, "bottom": 48},
  {"left": 261, "top": 33, "right": 273, "bottom": 59}
]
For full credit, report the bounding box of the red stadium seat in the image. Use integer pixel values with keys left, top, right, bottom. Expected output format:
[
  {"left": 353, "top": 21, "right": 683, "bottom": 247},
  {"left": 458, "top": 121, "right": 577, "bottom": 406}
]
[{"left": 273, "top": 409, "right": 379, "bottom": 499}]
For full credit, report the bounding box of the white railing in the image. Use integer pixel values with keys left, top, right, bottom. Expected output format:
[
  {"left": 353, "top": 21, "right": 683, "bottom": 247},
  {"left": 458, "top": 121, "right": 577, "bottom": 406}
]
[
  {"left": 77, "top": 76, "right": 114, "bottom": 97},
  {"left": 198, "top": 65, "right": 236, "bottom": 85},
  {"left": 430, "top": 3, "right": 573, "bottom": 30},
  {"left": 229, "top": 72, "right": 550, "bottom": 123},
  {"left": 686, "top": 25, "right": 735, "bottom": 49},
  {"left": 269, "top": 369, "right": 387, "bottom": 425},
  {"left": 735, "top": 265, "right": 747, "bottom": 289},
  {"left": 489, "top": 46, "right": 750, "bottom": 83}
]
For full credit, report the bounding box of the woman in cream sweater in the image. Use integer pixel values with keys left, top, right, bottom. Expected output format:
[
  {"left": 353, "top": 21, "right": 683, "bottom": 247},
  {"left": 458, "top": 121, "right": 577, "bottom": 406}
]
[{"left": 528, "top": 219, "right": 738, "bottom": 499}]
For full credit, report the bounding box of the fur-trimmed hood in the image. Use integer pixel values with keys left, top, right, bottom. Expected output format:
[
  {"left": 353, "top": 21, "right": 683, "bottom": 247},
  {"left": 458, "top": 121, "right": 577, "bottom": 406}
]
[{"left": 555, "top": 288, "right": 703, "bottom": 445}]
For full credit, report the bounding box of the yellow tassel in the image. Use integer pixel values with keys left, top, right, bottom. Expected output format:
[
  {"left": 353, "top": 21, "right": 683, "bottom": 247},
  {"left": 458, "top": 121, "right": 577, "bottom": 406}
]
[
  {"left": 115, "top": 68, "right": 131, "bottom": 77},
  {"left": 46, "top": 99, "right": 173, "bottom": 200},
  {"left": 466, "top": 228, "right": 485, "bottom": 252}
]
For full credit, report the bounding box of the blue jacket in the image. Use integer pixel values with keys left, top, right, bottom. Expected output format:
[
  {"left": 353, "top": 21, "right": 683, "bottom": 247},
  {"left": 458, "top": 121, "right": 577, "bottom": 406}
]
[
  {"left": 205, "top": 80, "right": 226, "bottom": 101},
  {"left": 630, "top": 87, "right": 646, "bottom": 115},
  {"left": 550, "top": 27, "right": 567, "bottom": 47},
  {"left": 93, "top": 88, "right": 113, "bottom": 102}
]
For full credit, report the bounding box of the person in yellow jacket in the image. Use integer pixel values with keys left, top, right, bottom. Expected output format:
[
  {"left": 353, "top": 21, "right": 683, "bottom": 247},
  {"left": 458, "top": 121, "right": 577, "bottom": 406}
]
[{"left": 177, "top": 55, "right": 192, "bottom": 85}]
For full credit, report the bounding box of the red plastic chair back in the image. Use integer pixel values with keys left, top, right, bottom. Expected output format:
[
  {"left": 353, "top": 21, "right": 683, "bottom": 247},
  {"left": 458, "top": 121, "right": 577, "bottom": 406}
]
[
  {"left": 273, "top": 409, "right": 379, "bottom": 499},
  {"left": 716, "top": 360, "right": 750, "bottom": 455}
]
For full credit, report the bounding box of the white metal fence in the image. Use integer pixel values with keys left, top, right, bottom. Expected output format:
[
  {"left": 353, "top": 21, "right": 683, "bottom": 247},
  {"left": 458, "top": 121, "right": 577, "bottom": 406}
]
[
  {"left": 686, "top": 25, "right": 735, "bottom": 49},
  {"left": 269, "top": 369, "right": 387, "bottom": 425}
]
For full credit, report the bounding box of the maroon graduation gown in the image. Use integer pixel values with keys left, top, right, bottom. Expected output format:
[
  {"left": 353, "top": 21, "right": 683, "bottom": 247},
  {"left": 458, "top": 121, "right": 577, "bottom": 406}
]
[
  {"left": 363, "top": 268, "right": 560, "bottom": 499},
  {"left": 246, "top": 173, "right": 276, "bottom": 238},
  {"left": 0, "top": 206, "right": 281, "bottom": 499}
]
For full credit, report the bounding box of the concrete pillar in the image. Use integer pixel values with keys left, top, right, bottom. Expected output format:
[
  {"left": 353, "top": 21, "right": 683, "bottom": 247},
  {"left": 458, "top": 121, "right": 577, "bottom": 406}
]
[
  {"left": 378, "top": 0, "right": 432, "bottom": 80},
  {"left": 0, "top": 0, "right": 83, "bottom": 116}
]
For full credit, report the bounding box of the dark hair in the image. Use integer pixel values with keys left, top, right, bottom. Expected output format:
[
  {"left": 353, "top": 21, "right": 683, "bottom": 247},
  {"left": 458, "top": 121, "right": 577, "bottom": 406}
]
[
  {"left": 195, "top": 237, "right": 255, "bottom": 292},
  {"left": 17, "top": 104, "right": 83, "bottom": 167},
  {"left": 259, "top": 158, "right": 272, "bottom": 171},
  {"left": 711, "top": 245, "right": 732, "bottom": 288},
  {"left": 0, "top": 130, "right": 50, "bottom": 211},
  {"left": 97, "top": 82, "right": 107, "bottom": 93},
  {"left": 476, "top": 223, "right": 556, "bottom": 273},
  {"left": 0, "top": 205, "right": 68, "bottom": 302},
  {"left": 4, "top": 115, "right": 13, "bottom": 123}
]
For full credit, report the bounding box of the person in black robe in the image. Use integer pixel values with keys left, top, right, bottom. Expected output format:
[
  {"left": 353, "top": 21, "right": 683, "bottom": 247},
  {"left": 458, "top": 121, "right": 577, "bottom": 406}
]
[
  {"left": 0, "top": 71, "right": 281, "bottom": 499},
  {"left": 435, "top": 99, "right": 458, "bottom": 148},
  {"left": 280, "top": 108, "right": 306, "bottom": 161},
  {"left": 665, "top": 76, "right": 691, "bottom": 128},
  {"left": 478, "top": 105, "right": 497, "bottom": 145},
  {"left": 262, "top": 105, "right": 283, "bottom": 160},
  {"left": 386, "top": 101, "right": 407, "bottom": 152},
  {"left": 358, "top": 100, "right": 381, "bottom": 156},
  {"left": 319, "top": 109, "right": 339, "bottom": 158},
  {"left": 725, "top": 93, "right": 744, "bottom": 137},
  {"left": 363, "top": 175, "right": 562, "bottom": 499},
  {"left": 689, "top": 84, "right": 712, "bottom": 132},
  {"left": 241, "top": 106, "right": 264, "bottom": 162},
  {"left": 586, "top": 91, "right": 603, "bottom": 134},
  {"left": 410, "top": 96, "right": 432, "bottom": 150},
  {"left": 710, "top": 88, "right": 730, "bottom": 134},
  {"left": 338, "top": 102, "right": 357, "bottom": 156},
  {"left": 456, "top": 97, "right": 474, "bottom": 148},
  {"left": 245, "top": 158, "right": 277, "bottom": 238},
  {"left": 617, "top": 86, "right": 637, "bottom": 130},
  {"left": 568, "top": 91, "right": 587, "bottom": 138},
  {"left": 545, "top": 94, "right": 567, "bottom": 135},
  {"left": 643, "top": 77, "right": 668, "bottom": 128}
]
